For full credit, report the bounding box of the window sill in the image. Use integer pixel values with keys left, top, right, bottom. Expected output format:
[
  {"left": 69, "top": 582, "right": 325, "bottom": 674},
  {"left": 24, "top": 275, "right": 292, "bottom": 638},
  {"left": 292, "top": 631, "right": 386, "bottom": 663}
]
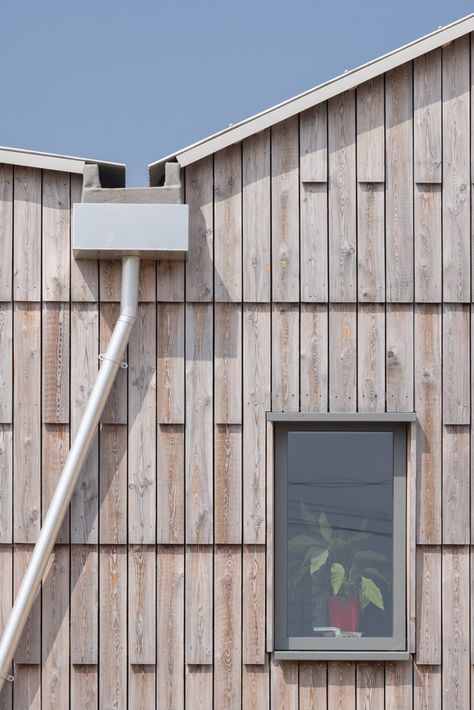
[{"left": 273, "top": 651, "right": 411, "bottom": 661}]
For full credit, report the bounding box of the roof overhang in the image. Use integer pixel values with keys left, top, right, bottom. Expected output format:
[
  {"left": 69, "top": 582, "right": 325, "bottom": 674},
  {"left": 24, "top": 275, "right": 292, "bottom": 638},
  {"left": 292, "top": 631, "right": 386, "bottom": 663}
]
[{"left": 148, "top": 13, "right": 474, "bottom": 185}]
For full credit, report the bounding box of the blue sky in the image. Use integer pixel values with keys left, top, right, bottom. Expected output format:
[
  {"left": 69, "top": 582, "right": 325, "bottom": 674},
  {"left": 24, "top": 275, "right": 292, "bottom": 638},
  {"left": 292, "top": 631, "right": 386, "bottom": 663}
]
[{"left": 0, "top": 0, "right": 472, "bottom": 185}]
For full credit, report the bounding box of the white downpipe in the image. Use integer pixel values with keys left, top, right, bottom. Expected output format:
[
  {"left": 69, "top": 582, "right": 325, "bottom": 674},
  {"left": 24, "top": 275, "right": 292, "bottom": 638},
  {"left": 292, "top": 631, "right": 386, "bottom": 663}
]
[{"left": 0, "top": 255, "right": 140, "bottom": 693}]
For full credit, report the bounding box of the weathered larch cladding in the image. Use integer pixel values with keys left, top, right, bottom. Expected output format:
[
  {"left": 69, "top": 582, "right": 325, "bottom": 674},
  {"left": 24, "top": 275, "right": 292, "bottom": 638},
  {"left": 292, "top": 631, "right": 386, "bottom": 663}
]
[{"left": 0, "top": 30, "right": 474, "bottom": 710}]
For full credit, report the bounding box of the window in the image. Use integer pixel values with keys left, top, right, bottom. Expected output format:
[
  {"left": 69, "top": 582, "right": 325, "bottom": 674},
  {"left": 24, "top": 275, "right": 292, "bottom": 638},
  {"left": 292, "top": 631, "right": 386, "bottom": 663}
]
[{"left": 273, "top": 414, "right": 414, "bottom": 660}]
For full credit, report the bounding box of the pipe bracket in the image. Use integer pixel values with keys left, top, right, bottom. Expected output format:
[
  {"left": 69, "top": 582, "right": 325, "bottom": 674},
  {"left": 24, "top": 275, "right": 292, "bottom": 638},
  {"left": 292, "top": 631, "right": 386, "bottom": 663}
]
[
  {"left": 0, "top": 672, "right": 14, "bottom": 683},
  {"left": 99, "top": 353, "right": 128, "bottom": 369}
]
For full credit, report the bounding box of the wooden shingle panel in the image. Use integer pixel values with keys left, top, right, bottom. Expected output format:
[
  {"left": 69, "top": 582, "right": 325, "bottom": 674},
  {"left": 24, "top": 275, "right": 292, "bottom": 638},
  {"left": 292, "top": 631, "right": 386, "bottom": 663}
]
[
  {"left": 416, "top": 545, "right": 441, "bottom": 664},
  {"left": 70, "top": 666, "right": 98, "bottom": 710},
  {"left": 357, "top": 76, "right": 385, "bottom": 183},
  {"left": 214, "top": 545, "right": 242, "bottom": 707},
  {"left": 157, "top": 545, "right": 184, "bottom": 710},
  {"left": 185, "top": 157, "right": 214, "bottom": 301},
  {"left": 71, "top": 545, "right": 98, "bottom": 664},
  {"left": 42, "top": 303, "right": 70, "bottom": 424},
  {"left": 357, "top": 183, "right": 385, "bottom": 302},
  {"left": 442, "top": 425, "right": 470, "bottom": 544},
  {"left": 270, "top": 658, "right": 298, "bottom": 710},
  {"left": 300, "top": 103, "right": 327, "bottom": 182},
  {"left": 42, "top": 424, "right": 69, "bottom": 543},
  {"left": 414, "top": 184, "right": 442, "bottom": 302},
  {"left": 157, "top": 424, "right": 184, "bottom": 545},
  {"left": 385, "top": 661, "right": 413, "bottom": 710},
  {"left": 356, "top": 663, "right": 384, "bottom": 709},
  {"left": 0, "top": 427, "right": 12, "bottom": 543},
  {"left": 414, "top": 49, "right": 442, "bottom": 183},
  {"left": 70, "top": 173, "right": 98, "bottom": 302},
  {"left": 300, "top": 182, "right": 328, "bottom": 303},
  {"left": 157, "top": 302, "right": 184, "bottom": 425},
  {"left": 214, "top": 144, "right": 242, "bottom": 302},
  {"left": 99, "top": 546, "right": 127, "bottom": 710},
  {"left": 42, "top": 545, "right": 69, "bottom": 708},
  {"left": 215, "top": 303, "right": 242, "bottom": 424},
  {"left": 13, "top": 166, "right": 41, "bottom": 302},
  {"left": 327, "top": 662, "right": 355, "bottom": 710},
  {"left": 185, "top": 545, "right": 213, "bottom": 664},
  {"left": 329, "top": 305, "right": 356, "bottom": 412},
  {"left": 99, "top": 424, "right": 127, "bottom": 545},
  {"left": 272, "top": 304, "right": 299, "bottom": 412},
  {"left": 99, "top": 302, "right": 127, "bottom": 424},
  {"left": 298, "top": 662, "right": 327, "bottom": 709},
  {"left": 242, "top": 662, "right": 269, "bottom": 710},
  {"left": 357, "top": 304, "right": 385, "bottom": 413},
  {"left": 386, "top": 304, "right": 414, "bottom": 413},
  {"left": 300, "top": 304, "right": 328, "bottom": 413},
  {"left": 129, "top": 545, "right": 156, "bottom": 664},
  {"left": 443, "top": 304, "right": 470, "bottom": 425},
  {"left": 0, "top": 164, "right": 13, "bottom": 301},
  {"left": 242, "top": 545, "right": 265, "bottom": 665},
  {"left": 413, "top": 665, "right": 440, "bottom": 710},
  {"left": 0, "top": 303, "right": 12, "bottom": 424},
  {"left": 14, "top": 546, "right": 40, "bottom": 663},
  {"left": 215, "top": 424, "right": 242, "bottom": 545},
  {"left": 42, "top": 170, "right": 70, "bottom": 302},
  {"left": 442, "top": 546, "right": 470, "bottom": 710}
]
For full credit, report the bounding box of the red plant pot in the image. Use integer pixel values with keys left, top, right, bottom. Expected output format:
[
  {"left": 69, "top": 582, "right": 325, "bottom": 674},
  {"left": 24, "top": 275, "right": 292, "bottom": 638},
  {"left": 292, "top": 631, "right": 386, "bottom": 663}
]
[{"left": 328, "top": 595, "right": 360, "bottom": 632}]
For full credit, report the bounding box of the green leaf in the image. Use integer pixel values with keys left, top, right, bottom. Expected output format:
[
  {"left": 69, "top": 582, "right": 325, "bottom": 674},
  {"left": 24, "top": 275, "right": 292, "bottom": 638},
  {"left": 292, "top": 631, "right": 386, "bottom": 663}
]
[
  {"left": 360, "top": 576, "right": 384, "bottom": 610},
  {"left": 318, "top": 511, "right": 332, "bottom": 543},
  {"left": 310, "top": 548, "right": 329, "bottom": 575},
  {"left": 330, "top": 563, "right": 345, "bottom": 595}
]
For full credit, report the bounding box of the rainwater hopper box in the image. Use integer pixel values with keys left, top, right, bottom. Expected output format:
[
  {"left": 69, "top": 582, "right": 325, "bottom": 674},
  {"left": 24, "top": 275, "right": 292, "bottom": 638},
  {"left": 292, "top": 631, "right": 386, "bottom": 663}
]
[{"left": 73, "top": 203, "right": 188, "bottom": 259}]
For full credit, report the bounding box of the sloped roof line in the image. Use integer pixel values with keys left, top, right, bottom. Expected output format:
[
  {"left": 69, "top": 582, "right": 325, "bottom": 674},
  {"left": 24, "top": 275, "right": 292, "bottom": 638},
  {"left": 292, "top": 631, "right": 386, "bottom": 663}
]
[{"left": 148, "top": 13, "right": 474, "bottom": 185}]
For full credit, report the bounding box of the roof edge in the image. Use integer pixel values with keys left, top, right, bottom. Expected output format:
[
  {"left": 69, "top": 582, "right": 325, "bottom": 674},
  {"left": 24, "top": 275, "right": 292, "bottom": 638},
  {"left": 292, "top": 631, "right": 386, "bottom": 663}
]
[{"left": 148, "top": 12, "right": 474, "bottom": 185}]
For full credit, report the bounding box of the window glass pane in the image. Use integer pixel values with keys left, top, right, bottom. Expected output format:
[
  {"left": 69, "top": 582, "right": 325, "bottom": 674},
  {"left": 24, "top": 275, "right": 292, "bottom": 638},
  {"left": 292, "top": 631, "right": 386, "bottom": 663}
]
[{"left": 287, "top": 431, "right": 394, "bottom": 640}]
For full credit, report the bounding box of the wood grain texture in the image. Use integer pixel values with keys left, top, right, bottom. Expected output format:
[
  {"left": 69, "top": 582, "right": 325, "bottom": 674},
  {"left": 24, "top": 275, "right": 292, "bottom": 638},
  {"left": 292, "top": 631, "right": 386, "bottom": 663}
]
[
  {"left": 128, "top": 302, "right": 157, "bottom": 544},
  {"left": 386, "top": 63, "right": 413, "bottom": 302},
  {"left": 0, "top": 164, "right": 13, "bottom": 301},
  {"left": 416, "top": 545, "right": 441, "bottom": 664},
  {"left": 357, "top": 304, "right": 385, "bottom": 412},
  {"left": 99, "top": 259, "right": 121, "bottom": 301},
  {"left": 414, "top": 184, "right": 442, "bottom": 302},
  {"left": 272, "top": 304, "right": 299, "bottom": 412},
  {"left": 42, "top": 303, "right": 70, "bottom": 423},
  {"left": 357, "top": 76, "right": 385, "bottom": 182},
  {"left": 157, "top": 302, "right": 184, "bottom": 424},
  {"left": 300, "top": 182, "right": 328, "bottom": 302},
  {"left": 70, "top": 546, "right": 98, "bottom": 664},
  {"left": 137, "top": 260, "right": 157, "bottom": 302},
  {"left": 185, "top": 666, "right": 212, "bottom": 710},
  {"left": 0, "top": 304, "right": 12, "bottom": 424},
  {"left": 386, "top": 661, "right": 413, "bottom": 710},
  {"left": 215, "top": 424, "right": 241, "bottom": 545},
  {"left": 0, "top": 546, "right": 12, "bottom": 710},
  {"left": 243, "top": 544, "right": 265, "bottom": 664},
  {"left": 12, "top": 666, "right": 40, "bottom": 710},
  {"left": 185, "top": 545, "right": 212, "bottom": 664},
  {"left": 329, "top": 91, "right": 356, "bottom": 301},
  {"left": 42, "top": 424, "right": 69, "bottom": 543},
  {"left": 13, "top": 166, "right": 41, "bottom": 301},
  {"left": 128, "top": 666, "right": 155, "bottom": 710},
  {"left": 215, "top": 303, "right": 242, "bottom": 424},
  {"left": 157, "top": 424, "right": 184, "bottom": 544},
  {"left": 129, "top": 545, "right": 156, "bottom": 664},
  {"left": 327, "top": 662, "right": 355, "bottom": 710},
  {"left": 271, "top": 117, "right": 299, "bottom": 302},
  {"left": 415, "top": 305, "right": 441, "bottom": 544},
  {"left": 242, "top": 662, "right": 269, "bottom": 710},
  {"left": 70, "top": 173, "right": 98, "bottom": 302},
  {"left": 329, "top": 305, "right": 356, "bottom": 412},
  {"left": 42, "top": 170, "right": 70, "bottom": 301},
  {"left": 71, "top": 667, "right": 98, "bottom": 710},
  {"left": 442, "top": 546, "right": 470, "bottom": 710},
  {"left": 270, "top": 658, "right": 298, "bottom": 710},
  {"left": 300, "top": 304, "right": 328, "bottom": 412},
  {"left": 14, "top": 546, "right": 40, "bottom": 663},
  {"left": 243, "top": 304, "right": 270, "bottom": 544},
  {"left": 185, "top": 157, "right": 213, "bottom": 301},
  {"left": 414, "top": 49, "right": 442, "bottom": 183},
  {"left": 185, "top": 304, "right": 213, "bottom": 543},
  {"left": 299, "top": 662, "right": 327, "bottom": 709},
  {"left": 99, "top": 546, "right": 127, "bottom": 710},
  {"left": 42, "top": 545, "right": 69, "bottom": 709},
  {"left": 157, "top": 545, "right": 184, "bottom": 710},
  {"left": 70, "top": 303, "right": 98, "bottom": 543},
  {"left": 442, "top": 425, "right": 469, "bottom": 544},
  {"left": 242, "top": 130, "right": 271, "bottom": 302},
  {"left": 214, "top": 545, "right": 241, "bottom": 708},
  {"left": 14, "top": 304, "right": 40, "bottom": 543},
  {"left": 443, "top": 305, "right": 469, "bottom": 425},
  {"left": 414, "top": 665, "right": 440, "bottom": 710},
  {"left": 300, "top": 102, "right": 327, "bottom": 182},
  {"left": 443, "top": 36, "right": 470, "bottom": 302},
  {"left": 99, "top": 424, "right": 127, "bottom": 544},
  {"left": 214, "top": 144, "right": 242, "bottom": 302},
  {"left": 356, "top": 663, "right": 384, "bottom": 710},
  {"left": 157, "top": 258, "right": 184, "bottom": 302},
  {"left": 357, "top": 183, "right": 384, "bottom": 301},
  {"left": 386, "top": 304, "right": 414, "bottom": 412},
  {"left": 0, "top": 427, "right": 12, "bottom": 543},
  {"left": 99, "top": 302, "right": 127, "bottom": 424}
]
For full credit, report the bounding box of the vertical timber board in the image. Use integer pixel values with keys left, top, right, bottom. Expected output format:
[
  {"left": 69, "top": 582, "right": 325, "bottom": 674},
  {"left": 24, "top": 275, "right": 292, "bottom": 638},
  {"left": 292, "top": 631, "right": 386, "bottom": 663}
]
[
  {"left": 129, "top": 545, "right": 156, "bottom": 664},
  {"left": 300, "top": 103, "right": 327, "bottom": 182},
  {"left": 0, "top": 546, "right": 12, "bottom": 710},
  {"left": 71, "top": 666, "right": 98, "bottom": 710},
  {"left": 0, "top": 427, "right": 12, "bottom": 542},
  {"left": 137, "top": 260, "right": 157, "bottom": 302},
  {"left": 158, "top": 424, "right": 185, "bottom": 544},
  {"left": 215, "top": 424, "right": 242, "bottom": 545},
  {"left": 0, "top": 303, "right": 12, "bottom": 423},
  {"left": 442, "top": 546, "right": 470, "bottom": 710},
  {"left": 386, "top": 62, "right": 414, "bottom": 302},
  {"left": 185, "top": 545, "right": 213, "bottom": 664},
  {"left": 14, "top": 545, "right": 40, "bottom": 663},
  {"left": 242, "top": 544, "right": 265, "bottom": 664},
  {"left": 272, "top": 304, "right": 299, "bottom": 412},
  {"left": 414, "top": 49, "right": 442, "bottom": 183},
  {"left": 186, "top": 157, "right": 214, "bottom": 301},
  {"left": 99, "top": 424, "right": 127, "bottom": 545},
  {"left": 70, "top": 173, "right": 98, "bottom": 302},
  {"left": 329, "top": 304, "right": 356, "bottom": 412},
  {"left": 299, "top": 662, "right": 327, "bottom": 709},
  {"left": 42, "top": 424, "right": 70, "bottom": 543},
  {"left": 270, "top": 658, "right": 298, "bottom": 710},
  {"left": 271, "top": 116, "right": 299, "bottom": 302},
  {"left": 242, "top": 661, "right": 269, "bottom": 710},
  {"left": 215, "top": 303, "right": 242, "bottom": 424},
  {"left": 327, "top": 662, "right": 355, "bottom": 710},
  {"left": 185, "top": 303, "right": 213, "bottom": 544},
  {"left": 415, "top": 305, "right": 441, "bottom": 544},
  {"left": 443, "top": 36, "right": 470, "bottom": 302},
  {"left": 70, "top": 303, "right": 98, "bottom": 544},
  {"left": 356, "top": 76, "right": 385, "bottom": 183},
  {"left": 413, "top": 665, "right": 441, "bottom": 710},
  {"left": 99, "top": 302, "right": 127, "bottom": 424},
  {"left": 185, "top": 666, "right": 213, "bottom": 710},
  {"left": 385, "top": 661, "right": 413, "bottom": 710},
  {"left": 128, "top": 302, "right": 157, "bottom": 544},
  {"left": 156, "top": 545, "right": 184, "bottom": 710},
  {"left": 13, "top": 304, "right": 40, "bottom": 543},
  {"left": 42, "top": 545, "right": 69, "bottom": 709},
  {"left": 242, "top": 129, "right": 271, "bottom": 302},
  {"left": 442, "top": 425, "right": 470, "bottom": 544},
  {"left": 13, "top": 166, "right": 41, "bottom": 302},
  {"left": 356, "top": 663, "right": 384, "bottom": 709},
  {"left": 443, "top": 304, "right": 470, "bottom": 425},
  {"left": 328, "top": 90, "right": 357, "bottom": 302},
  {"left": 99, "top": 259, "right": 121, "bottom": 301},
  {"left": 0, "top": 164, "right": 13, "bottom": 300},
  {"left": 243, "top": 304, "right": 270, "bottom": 544},
  {"left": 12, "top": 666, "right": 40, "bottom": 710},
  {"left": 99, "top": 546, "right": 127, "bottom": 710},
  {"left": 42, "top": 170, "right": 70, "bottom": 301},
  {"left": 386, "top": 304, "right": 414, "bottom": 412},
  {"left": 157, "top": 302, "right": 185, "bottom": 425},
  {"left": 129, "top": 665, "right": 155, "bottom": 710},
  {"left": 416, "top": 545, "right": 441, "bottom": 664},
  {"left": 42, "top": 303, "right": 70, "bottom": 424},
  {"left": 157, "top": 257, "right": 185, "bottom": 302},
  {"left": 300, "top": 303, "right": 328, "bottom": 412},
  {"left": 214, "top": 545, "right": 242, "bottom": 708},
  {"left": 70, "top": 545, "right": 98, "bottom": 664},
  {"left": 357, "top": 183, "right": 385, "bottom": 302},
  {"left": 357, "top": 304, "right": 385, "bottom": 413},
  {"left": 414, "top": 184, "right": 442, "bottom": 302},
  {"left": 214, "top": 144, "right": 242, "bottom": 302}
]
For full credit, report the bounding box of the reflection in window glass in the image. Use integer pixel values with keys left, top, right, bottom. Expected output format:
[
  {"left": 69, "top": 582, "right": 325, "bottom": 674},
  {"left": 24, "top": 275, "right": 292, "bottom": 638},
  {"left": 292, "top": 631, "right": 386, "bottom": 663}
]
[{"left": 287, "top": 431, "right": 393, "bottom": 640}]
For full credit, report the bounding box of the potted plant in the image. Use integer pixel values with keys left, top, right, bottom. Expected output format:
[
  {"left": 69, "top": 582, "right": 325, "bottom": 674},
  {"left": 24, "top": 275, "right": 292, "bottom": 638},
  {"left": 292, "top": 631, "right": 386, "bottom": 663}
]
[{"left": 289, "top": 503, "right": 389, "bottom": 633}]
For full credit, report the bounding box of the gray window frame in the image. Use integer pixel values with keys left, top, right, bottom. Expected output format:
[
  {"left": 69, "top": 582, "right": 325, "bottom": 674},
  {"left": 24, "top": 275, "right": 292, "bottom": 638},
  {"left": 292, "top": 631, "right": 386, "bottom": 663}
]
[{"left": 272, "top": 413, "right": 414, "bottom": 660}]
